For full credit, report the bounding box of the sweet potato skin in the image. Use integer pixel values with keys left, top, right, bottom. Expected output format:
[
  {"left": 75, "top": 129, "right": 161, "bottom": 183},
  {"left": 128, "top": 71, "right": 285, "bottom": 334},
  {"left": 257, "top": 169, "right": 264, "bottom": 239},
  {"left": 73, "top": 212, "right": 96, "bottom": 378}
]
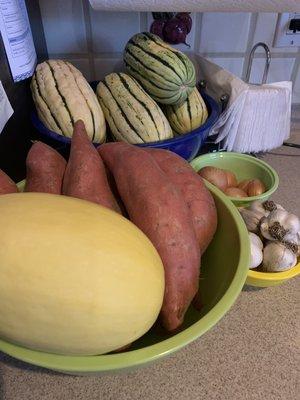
[
  {"left": 63, "top": 120, "right": 121, "bottom": 213},
  {"left": 146, "top": 149, "right": 217, "bottom": 254},
  {"left": 0, "top": 169, "right": 18, "bottom": 194},
  {"left": 25, "top": 142, "right": 66, "bottom": 194},
  {"left": 103, "top": 163, "right": 128, "bottom": 217},
  {"left": 98, "top": 142, "right": 200, "bottom": 331}
]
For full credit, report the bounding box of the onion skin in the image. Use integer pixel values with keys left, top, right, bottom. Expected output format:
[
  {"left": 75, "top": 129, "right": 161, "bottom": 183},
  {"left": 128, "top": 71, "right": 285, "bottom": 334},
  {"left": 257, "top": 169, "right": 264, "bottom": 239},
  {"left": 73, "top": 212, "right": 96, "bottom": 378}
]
[
  {"left": 225, "top": 187, "right": 248, "bottom": 198},
  {"left": 247, "top": 179, "right": 266, "bottom": 196},
  {"left": 238, "top": 179, "right": 252, "bottom": 192},
  {"left": 198, "top": 166, "right": 228, "bottom": 192},
  {"left": 175, "top": 13, "right": 192, "bottom": 34},
  {"left": 163, "top": 18, "right": 188, "bottom": 45},
  {"left": 150, "top": 20, "right": 165, "bottom": 39},
  {"left": 224, "top": 170, "right": 238, "bottom": 188}
]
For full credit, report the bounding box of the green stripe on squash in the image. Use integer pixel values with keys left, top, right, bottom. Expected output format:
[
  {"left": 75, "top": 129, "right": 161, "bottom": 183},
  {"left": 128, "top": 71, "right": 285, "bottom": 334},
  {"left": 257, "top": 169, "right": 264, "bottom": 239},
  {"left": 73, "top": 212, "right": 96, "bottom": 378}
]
[
  {"left": 124, "top": 33, "right": 196, "bottom": 106},
  {"left": 96, "top": 72, "right": 173, "bottom": 144}
]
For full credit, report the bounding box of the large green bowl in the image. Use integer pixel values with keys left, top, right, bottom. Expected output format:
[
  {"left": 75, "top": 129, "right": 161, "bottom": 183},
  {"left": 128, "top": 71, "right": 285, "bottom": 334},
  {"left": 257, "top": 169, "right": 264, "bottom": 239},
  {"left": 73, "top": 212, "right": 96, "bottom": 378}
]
[
  {"left": 0, "top": 183, "right": 250, "bottom": 374},
  {"left": 190, "top": 152, "right": 279, "bottom": 207}
]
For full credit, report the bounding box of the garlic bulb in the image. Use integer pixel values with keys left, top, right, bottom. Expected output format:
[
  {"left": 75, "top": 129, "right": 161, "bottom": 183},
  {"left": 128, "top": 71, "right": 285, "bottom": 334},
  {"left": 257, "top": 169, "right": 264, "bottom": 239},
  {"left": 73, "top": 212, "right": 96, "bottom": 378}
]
[
  {"left": 239, "top": 208, "right": 265, "bottom": 233},
  {"left": 262, "top": 241, "right": 297, "bottom": 272},
  {"left": 283, "top": 232, "right": 300, "bottom": 256},
  {"left": 260, "top": 209, "right": 300, "bottom": 241},
  {"left": 249, "top": 232, "right": 263, "bottom": 269},
  {"left": 249, "top": 200, "right": 284, "bottom": 217}
]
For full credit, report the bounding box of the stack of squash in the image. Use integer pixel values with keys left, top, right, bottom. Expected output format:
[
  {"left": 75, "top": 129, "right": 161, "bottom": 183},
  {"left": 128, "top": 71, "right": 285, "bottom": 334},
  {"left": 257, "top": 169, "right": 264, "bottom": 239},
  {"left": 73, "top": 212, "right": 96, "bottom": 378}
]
[{"left": 31, "top": 33, "right": 208, "bottom": 144}]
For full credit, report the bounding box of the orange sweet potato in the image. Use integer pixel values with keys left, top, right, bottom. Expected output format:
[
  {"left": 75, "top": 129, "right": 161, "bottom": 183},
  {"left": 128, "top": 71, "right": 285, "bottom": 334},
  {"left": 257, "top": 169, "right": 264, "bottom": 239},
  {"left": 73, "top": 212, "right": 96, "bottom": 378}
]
[
  {"left": 62, "top": 120, "right": 121, "bottom": 213},
  {"left": 146, "top": 149, "right": 217, "bottom": 254},
  {"left": 0, "top": 169, "right": 18, "bottom": 194},
  {"left": 98, "top": 142, "right": 200, "bottom": 331},
  {"left": 25, "top": 142, "right": 66, "bottom": 194}
]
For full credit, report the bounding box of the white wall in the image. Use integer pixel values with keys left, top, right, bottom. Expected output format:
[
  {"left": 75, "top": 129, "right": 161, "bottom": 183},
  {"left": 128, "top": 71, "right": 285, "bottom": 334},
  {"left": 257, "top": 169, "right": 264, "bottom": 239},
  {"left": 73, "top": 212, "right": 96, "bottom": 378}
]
[{"left": 38, "top": 0, "right": 300, "bottom": 104}]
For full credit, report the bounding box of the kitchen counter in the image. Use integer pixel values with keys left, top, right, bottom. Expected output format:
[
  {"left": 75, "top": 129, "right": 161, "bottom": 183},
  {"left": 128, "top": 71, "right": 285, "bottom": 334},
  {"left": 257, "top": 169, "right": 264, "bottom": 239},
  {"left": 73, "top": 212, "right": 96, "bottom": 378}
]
[{"left": 0, "top": 137, "right": 299, "bottom": 400}]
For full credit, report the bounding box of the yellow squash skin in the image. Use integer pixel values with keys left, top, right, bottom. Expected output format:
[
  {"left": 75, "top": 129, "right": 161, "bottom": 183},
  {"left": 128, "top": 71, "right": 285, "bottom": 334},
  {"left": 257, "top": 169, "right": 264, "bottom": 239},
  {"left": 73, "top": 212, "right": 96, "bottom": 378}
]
[
  {"left": 31, "top": 60, "right": 106, "bottom": 142},
  {"left": 165, "top": 87, "right": 208, "bottom": 134},
  {"left": 0, "top": 193, "right": 164, "bottom": 355},
  {"left": 97, "top": 72, "right": 173, "bottom": 144}
]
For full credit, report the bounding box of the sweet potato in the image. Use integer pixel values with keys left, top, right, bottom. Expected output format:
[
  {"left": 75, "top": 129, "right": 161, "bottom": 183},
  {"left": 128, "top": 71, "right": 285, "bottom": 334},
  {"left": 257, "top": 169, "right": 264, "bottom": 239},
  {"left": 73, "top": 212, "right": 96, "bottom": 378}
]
[
  {"left": 62, "top": 120, "right": 121, "bottom": 213},
  {"left": 146, "top": 149, "right": 217, "bottom": 254},
  {"left": 103, "top": 163, "right": 128, "bottom": 217},
  {"left": 98, "top": 142, "right": 200, "bottom": 331},
  {"left": 25, "top": 142, "right": 66, "bottom": 194},
  {"left": 0, "top": 169, "right": 18, "bottom": 194}
]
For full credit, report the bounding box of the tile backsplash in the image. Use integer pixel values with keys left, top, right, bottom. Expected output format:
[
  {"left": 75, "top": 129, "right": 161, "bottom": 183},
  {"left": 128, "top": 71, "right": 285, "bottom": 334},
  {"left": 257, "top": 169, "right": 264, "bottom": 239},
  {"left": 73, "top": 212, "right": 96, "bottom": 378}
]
[{"left": 38, "top": 0, "right": 300, "bottom": 105}]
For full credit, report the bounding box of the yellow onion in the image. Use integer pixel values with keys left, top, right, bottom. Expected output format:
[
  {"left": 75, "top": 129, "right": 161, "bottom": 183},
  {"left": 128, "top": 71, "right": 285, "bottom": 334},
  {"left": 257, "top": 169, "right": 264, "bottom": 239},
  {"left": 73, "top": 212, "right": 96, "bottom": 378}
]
[
  {"left": 198, "top": 166, "right": 228, "bottom": 192},
  {"left": 225, "top": 187, "right": 248, "bottom": 198},
  {"left": 238, "top": 179, "right": 252, "bottom": 192},
  {"left": 224, "top": 170, "right": 238, "bottom": 188},
  {"left": 247, "top": 179, "right": 266, "bottom": 196}
]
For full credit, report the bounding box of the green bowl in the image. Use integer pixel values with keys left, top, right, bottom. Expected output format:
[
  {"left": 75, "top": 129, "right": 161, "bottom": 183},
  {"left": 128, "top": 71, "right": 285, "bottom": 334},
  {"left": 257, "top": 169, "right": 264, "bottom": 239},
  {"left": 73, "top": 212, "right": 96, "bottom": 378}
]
[
  {"left": 190, "top": 152, "right": 279, "bottom": 207},
  {"left": 0, "top": 183, "right": 250, "bottom": 374}
]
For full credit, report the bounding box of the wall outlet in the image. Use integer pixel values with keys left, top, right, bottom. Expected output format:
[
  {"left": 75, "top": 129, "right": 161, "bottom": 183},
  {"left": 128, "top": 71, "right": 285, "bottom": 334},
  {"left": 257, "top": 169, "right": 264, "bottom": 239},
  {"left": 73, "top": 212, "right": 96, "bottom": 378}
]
[{"left": 273, "top": 13, "right": 300, "bottom": 47}]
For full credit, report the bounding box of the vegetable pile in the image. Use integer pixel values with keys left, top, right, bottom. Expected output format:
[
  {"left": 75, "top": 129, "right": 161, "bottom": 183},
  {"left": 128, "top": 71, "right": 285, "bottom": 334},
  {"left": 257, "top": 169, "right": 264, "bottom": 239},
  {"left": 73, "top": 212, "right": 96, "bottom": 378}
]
[
  {"left": 198, "top": 166, "right": 267, "bottom": 198},
  {"left": 240, "top": 200, "right": 300, "bottom": 272},
  {"left": 0, "top": 120, "right": 217, "bottom": 352},
  {"left": 31, "top": 33, "right": 208, "bottom": 145}
]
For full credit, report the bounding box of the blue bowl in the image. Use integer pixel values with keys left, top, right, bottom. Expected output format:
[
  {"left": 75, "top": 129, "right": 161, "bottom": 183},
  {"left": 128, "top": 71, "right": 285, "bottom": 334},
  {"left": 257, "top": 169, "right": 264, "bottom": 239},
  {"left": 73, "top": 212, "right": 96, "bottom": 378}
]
[{"left": 31, "top": 83, "right": 220, "bottom": 161}]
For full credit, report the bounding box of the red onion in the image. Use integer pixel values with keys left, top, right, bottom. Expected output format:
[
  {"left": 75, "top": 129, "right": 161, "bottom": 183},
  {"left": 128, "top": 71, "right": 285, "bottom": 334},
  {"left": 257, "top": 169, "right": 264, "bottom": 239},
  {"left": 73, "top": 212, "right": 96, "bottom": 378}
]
[
  {"left": 175, "top": 13, "right": 192, "bottom": 34},
  {"left": 163, "top": 18, "right": 189, "bottom": 46},
  {"left": 150, "top": 20, "right": 165, "bottom": 39}
]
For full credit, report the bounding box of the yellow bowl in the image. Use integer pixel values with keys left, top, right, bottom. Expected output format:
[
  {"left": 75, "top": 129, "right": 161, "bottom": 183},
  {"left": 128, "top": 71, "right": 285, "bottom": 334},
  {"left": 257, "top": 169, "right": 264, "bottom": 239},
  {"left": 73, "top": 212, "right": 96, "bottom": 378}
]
[{"left": 246, "top": 261, "right": 300, "bottom": 287}]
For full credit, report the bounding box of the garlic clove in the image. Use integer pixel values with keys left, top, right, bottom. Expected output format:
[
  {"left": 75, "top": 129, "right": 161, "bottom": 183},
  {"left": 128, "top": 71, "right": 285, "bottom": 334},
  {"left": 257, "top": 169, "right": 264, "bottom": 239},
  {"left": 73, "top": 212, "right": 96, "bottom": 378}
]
[
  {"left": 249, "top": 233, "right": 263, "bottom": 269},
  {"left": 285, "top": 212, "right": 300, "bottom": 235},
  {"left": 262, "top": 241, "right": 297, "bottom": 272},
  {"left": 260, "top": 217, "right": 277, "bottom": 241},
  {"left": 282, "top": 232, "right": 300, "bottom": 256},
  {"left": 249, "top": 232, "right": 263, "bottom": 250},
  {"left": 249, "top": 200, "right": 284, "bottom": 217},
  {"left": 240, "top": 208, "right": 265, "bottom": 233}
]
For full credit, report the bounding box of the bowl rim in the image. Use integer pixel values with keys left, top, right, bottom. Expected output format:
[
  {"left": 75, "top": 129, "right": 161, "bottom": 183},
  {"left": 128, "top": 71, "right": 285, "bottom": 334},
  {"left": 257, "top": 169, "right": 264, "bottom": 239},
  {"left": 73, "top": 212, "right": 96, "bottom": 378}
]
[
  {"left": 248, "top": 261, "right": 300, "bottom": 282},
  {"left": 30, "top": 91, "right": 220, "bottom": 147},
  {"left": 0, "top": 182, "right": 250, "bottom": 373},
  {"left": 190, "top": 152, "right": 279, "bottom": 204}
]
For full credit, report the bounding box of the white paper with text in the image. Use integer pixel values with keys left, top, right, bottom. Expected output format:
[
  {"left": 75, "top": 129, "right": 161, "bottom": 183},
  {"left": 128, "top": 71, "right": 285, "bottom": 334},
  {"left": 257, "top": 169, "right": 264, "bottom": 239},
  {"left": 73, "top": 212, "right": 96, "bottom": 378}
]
[{"left": 0, "top": 0, "right": 37, "bottom": 82}]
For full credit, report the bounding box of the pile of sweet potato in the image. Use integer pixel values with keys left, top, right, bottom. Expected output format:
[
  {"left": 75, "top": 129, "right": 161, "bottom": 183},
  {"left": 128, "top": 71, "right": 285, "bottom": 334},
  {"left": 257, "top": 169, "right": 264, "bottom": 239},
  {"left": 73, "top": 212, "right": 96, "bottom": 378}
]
[{"left": 0, "top": 120, "right": 217, "bottom": 332}]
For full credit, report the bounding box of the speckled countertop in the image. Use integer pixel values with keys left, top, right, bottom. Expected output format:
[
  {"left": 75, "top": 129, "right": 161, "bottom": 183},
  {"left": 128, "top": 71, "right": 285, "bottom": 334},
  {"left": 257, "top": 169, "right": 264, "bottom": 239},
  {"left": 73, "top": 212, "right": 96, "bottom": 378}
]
[{"left": 0, "top": 135, "right": 299, "bottom": 400}]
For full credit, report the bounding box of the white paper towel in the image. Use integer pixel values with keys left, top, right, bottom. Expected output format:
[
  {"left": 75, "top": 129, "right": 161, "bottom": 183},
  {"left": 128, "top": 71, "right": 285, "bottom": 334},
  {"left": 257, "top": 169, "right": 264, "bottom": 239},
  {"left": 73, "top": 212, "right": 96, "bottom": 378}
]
[
  {"left": 88, "top": 0, "right": 300, "bottom": 12},
  {"left": 0, "top": 81, "right": 13, "bottom": 134}
]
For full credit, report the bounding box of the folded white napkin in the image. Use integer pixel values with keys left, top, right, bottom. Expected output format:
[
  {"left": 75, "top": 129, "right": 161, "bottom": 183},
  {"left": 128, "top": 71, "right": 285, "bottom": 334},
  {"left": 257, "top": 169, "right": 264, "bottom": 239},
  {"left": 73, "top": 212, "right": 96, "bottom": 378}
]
[{"left": 193, "top": 55, "right": 292, "bottom": 153}]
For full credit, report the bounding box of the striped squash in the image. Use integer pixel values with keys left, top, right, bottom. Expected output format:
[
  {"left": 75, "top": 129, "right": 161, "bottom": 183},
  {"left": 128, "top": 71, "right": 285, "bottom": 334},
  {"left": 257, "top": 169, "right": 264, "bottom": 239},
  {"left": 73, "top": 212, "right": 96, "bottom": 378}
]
[
  {"left": 31, "top": 60, "right": 106, "bottom": 142},
  {"left": 96, "top": 72, "right": 173, "bottom": 144},
  {"left": 124, "top": 32, "right": 196, "bottom": 106},
  {"left": 164, "top": 88, "right": 208, "bottom": 134}
]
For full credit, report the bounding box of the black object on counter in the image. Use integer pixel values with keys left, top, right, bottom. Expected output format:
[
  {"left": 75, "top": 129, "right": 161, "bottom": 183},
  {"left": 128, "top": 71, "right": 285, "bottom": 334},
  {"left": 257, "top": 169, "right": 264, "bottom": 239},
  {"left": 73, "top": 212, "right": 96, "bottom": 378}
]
[{"left": 0, "top": 0, "right": 48, "bottom": 182}]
